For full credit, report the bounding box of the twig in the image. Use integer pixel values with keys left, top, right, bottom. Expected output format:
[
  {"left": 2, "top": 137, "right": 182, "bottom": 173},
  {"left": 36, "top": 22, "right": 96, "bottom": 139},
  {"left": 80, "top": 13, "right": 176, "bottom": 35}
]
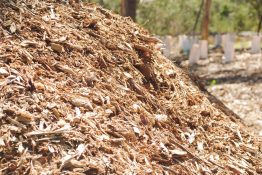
[
  {"left": 6, "top": 117, "right": 27, "bottom": 129},
  {"left": 25, "top": 127, "right": 73, "bottom": 137}
]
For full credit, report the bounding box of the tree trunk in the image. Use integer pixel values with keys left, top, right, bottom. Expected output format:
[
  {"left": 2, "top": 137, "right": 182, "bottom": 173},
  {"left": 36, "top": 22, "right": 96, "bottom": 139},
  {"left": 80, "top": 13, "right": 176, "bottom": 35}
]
[
  {"left": 201, "top": 0, "right": 212, "bottom": 40},
  {"left": 257, "top": 15, "right": 262, "bottom": 35},
  {"left": 192, "top": 0, "right": 204, "bottom": 36},
  {"left": 121, "top": 0, "right": 137, "bottom": 21}
]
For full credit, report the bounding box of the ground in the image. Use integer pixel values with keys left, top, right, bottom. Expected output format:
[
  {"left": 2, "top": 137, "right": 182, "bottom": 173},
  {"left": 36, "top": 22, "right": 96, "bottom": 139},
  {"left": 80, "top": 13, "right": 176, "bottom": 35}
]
[{"left": 189, "top": 51, "right": 262, "bottom": 135}]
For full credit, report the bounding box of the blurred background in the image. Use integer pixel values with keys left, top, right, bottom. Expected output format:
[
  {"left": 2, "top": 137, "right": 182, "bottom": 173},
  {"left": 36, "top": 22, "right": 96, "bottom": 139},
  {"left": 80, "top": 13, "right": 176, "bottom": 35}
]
[{"left": 84, "top": 0, "right": 261, "bottom": 36}]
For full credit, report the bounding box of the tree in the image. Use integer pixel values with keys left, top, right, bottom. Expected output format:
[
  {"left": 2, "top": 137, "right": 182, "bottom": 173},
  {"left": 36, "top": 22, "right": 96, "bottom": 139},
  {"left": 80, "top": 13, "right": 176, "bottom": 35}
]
[
  {"left": 192, "top": 0, "right": 205, "bottom": 36},
  {"left": 201, "top": 0, "right": 212, "bottom": 40},
  {"left": 248, "top": 0, "right": 262, "bottom": 34},
  {"left": 121, "top": 0, "right": 137, "bottom": 21},
  {"left": 85, "top": 0, "right": 260, "bottom": 35},
  {"left": 258, "top": 16, "right": 262, "bottom": 34},
  {"left": 137, "top": 0, "right": 200, "bottom": 35}
]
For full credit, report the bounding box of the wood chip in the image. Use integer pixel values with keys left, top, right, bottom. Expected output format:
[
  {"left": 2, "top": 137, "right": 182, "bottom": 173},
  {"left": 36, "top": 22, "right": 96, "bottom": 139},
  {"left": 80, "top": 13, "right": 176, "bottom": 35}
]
[{"left": 51, "top": 43, "right": 64, "bottom": 53}]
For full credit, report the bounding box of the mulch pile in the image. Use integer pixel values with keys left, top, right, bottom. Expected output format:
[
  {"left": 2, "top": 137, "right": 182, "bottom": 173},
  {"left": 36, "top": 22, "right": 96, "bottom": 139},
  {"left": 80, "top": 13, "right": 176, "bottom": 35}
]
[{"left": 0, "top": 1, "right": 261, "bottom": 174}]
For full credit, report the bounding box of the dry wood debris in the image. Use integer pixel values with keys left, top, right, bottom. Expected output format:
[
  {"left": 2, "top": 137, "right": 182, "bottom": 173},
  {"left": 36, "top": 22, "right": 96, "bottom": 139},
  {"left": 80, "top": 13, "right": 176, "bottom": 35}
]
[{"left": 0, "top": 1, "right": 261, "bottom": 174}]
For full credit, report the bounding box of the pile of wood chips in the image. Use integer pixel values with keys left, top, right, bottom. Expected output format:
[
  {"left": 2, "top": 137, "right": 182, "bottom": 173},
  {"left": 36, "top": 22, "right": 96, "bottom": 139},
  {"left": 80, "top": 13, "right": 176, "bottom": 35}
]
[{"left": 0, "top": 1, "right": 261, "bottom": 174}]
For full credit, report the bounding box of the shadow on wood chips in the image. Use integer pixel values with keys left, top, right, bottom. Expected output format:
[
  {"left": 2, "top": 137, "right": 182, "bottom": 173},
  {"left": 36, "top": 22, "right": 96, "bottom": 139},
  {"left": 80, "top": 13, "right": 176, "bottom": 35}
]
[
  {"left": 0, "top": 1, "right": 261, "bottom": 174},
  {"left": 204, "top": 72, "right": 262, "bottom": 85}
]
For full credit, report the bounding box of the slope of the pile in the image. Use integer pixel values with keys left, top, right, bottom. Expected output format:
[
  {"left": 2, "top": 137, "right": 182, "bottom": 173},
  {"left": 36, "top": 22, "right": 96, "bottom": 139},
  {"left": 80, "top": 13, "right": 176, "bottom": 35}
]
[{"left": 0, "top": 1, "right": 261, "bottom": 174}]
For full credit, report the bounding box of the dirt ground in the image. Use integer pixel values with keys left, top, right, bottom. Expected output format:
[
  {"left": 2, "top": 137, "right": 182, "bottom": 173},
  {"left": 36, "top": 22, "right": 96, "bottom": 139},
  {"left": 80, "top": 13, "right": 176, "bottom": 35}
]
[{"left": 190, "top": 51, "right": 262, "bottom": 135}]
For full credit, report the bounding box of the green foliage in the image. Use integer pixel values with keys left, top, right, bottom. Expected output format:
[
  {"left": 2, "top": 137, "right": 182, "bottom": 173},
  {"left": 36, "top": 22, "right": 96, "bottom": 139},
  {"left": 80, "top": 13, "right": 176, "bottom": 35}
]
[
  {"left": 209, "top": 79, "right": 217, "bottom": 86},
  {"left": 100, "top": 0, "right": 120, "bottom": 14},
  {"left": 210, "top": 0, "right": 258, "bottom": 32},
  {"left": 84, "top": 0, "right": 260, "bottom": 35},
  {"left": 137, "top": 0, "right": 200, "bottom": 35}
]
